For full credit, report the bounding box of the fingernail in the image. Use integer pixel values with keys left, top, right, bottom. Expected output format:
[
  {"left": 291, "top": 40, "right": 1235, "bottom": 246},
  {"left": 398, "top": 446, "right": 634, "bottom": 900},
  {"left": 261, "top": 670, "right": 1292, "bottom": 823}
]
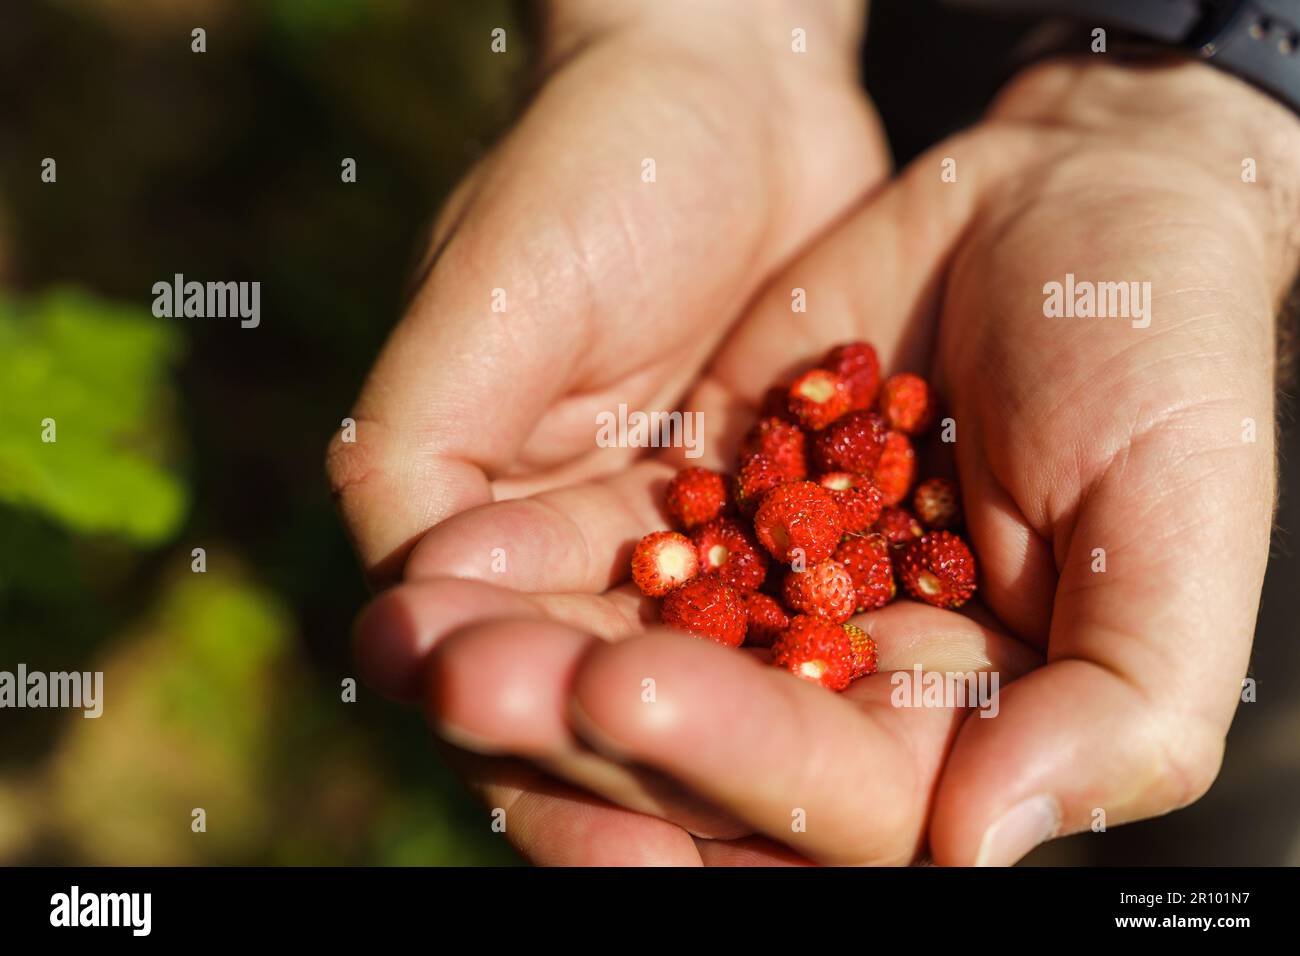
[
  {"left": 568, "top": 698, "right": 636, "bottom": 764},
  {"left": 352, "top": 594, "right": 427, "bottom": 702},
  {"left": 974, "top": 794, "right": 1060, "bottom": 866},
  {"left": 430, "top": 718, "right": 504, "bottom": 755}
]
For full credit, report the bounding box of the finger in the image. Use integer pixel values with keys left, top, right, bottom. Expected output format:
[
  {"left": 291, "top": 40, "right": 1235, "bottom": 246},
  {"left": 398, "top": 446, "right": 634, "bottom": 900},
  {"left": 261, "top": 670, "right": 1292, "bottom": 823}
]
[
  {"left": 353, "top": 577, "right": 645, "bottom": 702},
  {"left": 402, "top": 378, "right": 756, "bottom": 592},
  {"left": 357, "top": 575, "right": 752, "bottom": 837},
  {"left": 450, "top": 751, "right": 702, "bottom": 866},
  {"left": 930, "top": 401, "right": 1274, "bottom": 865},
  {"left": 357, "top": 576, "right": 745, "bottom": 835},
  {"left": 428, "top": 615, "right": 751, "bottom": 839},
  {"left": 695, "top": 835, "right": 815, "bottom": 867},
  {"left": 403, "top": 460, "right": 676, "bottom": 592},
  {"left": 569, "top": 602, "right": 1040, "bottom": 865}
]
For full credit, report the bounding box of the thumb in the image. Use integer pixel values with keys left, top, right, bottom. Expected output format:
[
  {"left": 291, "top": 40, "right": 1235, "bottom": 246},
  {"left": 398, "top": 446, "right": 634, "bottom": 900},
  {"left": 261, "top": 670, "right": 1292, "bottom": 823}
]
[{"left": 929, "top": 389, "right": 1274, "bottom": 865}]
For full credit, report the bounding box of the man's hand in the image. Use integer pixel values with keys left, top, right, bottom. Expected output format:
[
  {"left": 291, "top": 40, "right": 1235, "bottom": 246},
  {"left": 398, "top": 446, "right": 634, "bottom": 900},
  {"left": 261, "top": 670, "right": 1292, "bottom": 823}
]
[
  {"left": 349, "top": 53, "right": 1300, "bottom": 865},
  {"left": 327, "top": 0, "right": 887, "bottom": 590}
]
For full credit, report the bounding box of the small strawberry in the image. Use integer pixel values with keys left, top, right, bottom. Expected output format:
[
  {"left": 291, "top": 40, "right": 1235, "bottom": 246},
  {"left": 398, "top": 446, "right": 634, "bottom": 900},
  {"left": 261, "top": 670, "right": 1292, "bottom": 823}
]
[
  {"left": 665, "top": 467, "right": 729, "bottom": 531},
  {"left": 898, "top": 531, "right": 977, "bottom": 609},
  {"left": 787, "top": 368, "right": 850, "bottom": 431},
  {"left": 783, "top": 559, "right": 856, "bottom": 623},
  {"left": 758, "top": 552, "right": 789, "bottom": 596},
  {"left": 834, "top": 533, "right": 896, "bottom": 612},
  {"left": 753, "top": 481, "right": 844, "bottom": 565},
  {"left": 661, "top": 575, "right": 748, "bottom": 647},
  {"left": 873, "top": 429, "right": 916, "bottom": 506},
  {"left": 875, "top": 506, "right": 924, "bottom": 548},
  {"left": 818, "top": 471, "right": 884, "bottom": 533},
  {"left": 759, "top": 384, "right": 796, "bottom": 422},
  {"left": 879, "top": 372, "right": 935, "bottom": 435},
  {"left": 630, "top": 530, "right": 699, "bottom": 597},
  {"left": 811, "top": 410, "right": 887, "bottom": 475},
  {"left": 771, "top": 615, "right": 855, "bottom": 691},
  {"left": 739, "top": 417, "right": 807, "bottom": 479},
  {"left": 743, "top": 592, "right": 790, "bottom": 648},
  {"left": 692, "top": 517, "right": 769, "bottom": 592},
  {"left": 913, "top": 477, "right": 960, "bottom": 530},
  {"left": 822, "top": 341, "right": 881, "bottom": 411},
  {"left": 842, "top": 621, "right": 879, "bottom": 678},
  {"left": 735, "top": 454, "right": 788, "bottom": 516}
]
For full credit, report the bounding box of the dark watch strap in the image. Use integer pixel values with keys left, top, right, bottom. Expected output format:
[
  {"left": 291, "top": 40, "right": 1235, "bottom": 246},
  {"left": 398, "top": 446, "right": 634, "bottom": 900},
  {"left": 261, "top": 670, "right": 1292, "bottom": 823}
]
[{"left": 945, "top": 0, "right": 1300, "bottom": 113}]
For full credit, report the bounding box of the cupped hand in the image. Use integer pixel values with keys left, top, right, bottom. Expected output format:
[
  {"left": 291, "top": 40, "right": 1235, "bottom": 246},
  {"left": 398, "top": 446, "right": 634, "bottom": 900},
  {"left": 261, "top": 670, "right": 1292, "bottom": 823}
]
[
  {"left": 327, "top": 0, "right": 887, "bottom": 587},
  {"left": 350, "top": 54, "right": 1300, "bottom": 865}
]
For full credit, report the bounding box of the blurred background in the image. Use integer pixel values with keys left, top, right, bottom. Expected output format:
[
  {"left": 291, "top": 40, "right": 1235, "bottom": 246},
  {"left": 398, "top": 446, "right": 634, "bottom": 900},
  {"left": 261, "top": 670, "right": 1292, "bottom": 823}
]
[{"left": 0, "top": 0, "right": 1296, "bottom": 866}]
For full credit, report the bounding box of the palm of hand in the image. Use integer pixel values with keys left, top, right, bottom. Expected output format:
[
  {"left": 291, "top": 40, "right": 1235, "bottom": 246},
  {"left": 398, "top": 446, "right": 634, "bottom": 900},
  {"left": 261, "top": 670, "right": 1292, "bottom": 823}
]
[{"left": 327, "top": 31, "right": 888, "bottom": 584}]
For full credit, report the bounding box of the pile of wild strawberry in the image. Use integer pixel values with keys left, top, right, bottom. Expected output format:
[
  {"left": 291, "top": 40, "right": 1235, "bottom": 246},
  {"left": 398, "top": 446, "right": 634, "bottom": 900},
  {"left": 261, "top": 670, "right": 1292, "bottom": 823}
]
[{"left": 630, "top": 341, "right": 977, "bottom": 692}]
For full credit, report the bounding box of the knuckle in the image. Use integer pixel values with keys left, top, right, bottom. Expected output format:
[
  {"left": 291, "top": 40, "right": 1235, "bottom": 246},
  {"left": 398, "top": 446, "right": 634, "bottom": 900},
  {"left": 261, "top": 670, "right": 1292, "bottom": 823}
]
[
  {"left": 325, "top": 416, "right": 382, "bottom": 503},
  {"left": 1151, "top": 712, "right": 1226, "bottom": 810}
]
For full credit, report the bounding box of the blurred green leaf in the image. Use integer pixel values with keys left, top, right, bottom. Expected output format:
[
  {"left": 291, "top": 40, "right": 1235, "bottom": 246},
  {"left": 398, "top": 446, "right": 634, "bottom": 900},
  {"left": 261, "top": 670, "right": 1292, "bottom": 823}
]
[
  {"left": 46, "top": 566, "right": 295, "bottom": 864},
  {"left": 0, "top": 288, "right": 187, "bottom": 543},
  {"left": 371, "top": 791, "right": 520, "bottom": 866}
]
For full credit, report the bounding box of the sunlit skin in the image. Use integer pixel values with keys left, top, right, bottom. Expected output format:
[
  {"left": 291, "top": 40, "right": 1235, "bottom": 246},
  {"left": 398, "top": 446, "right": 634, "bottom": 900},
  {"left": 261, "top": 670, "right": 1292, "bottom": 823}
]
[{"left": 328, "top": 2, "right": 1300, "bottom": 865}]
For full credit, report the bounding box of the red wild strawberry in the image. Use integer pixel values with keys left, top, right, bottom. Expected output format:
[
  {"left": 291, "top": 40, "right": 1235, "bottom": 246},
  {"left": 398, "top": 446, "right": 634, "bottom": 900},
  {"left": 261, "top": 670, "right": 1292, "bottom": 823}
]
[
  {"left": 753, "top": 481, "right": 844, "bottom": 565},
  {"left": 783, "top": 559, "right": 856, "bottom": 623},
  {"left": 818, "top": 471, "right": 884, "bottom": 533},
  {"left": 757, "top": 552, "right": 789, "bottom": 595},
  {"left": 898, "top": 531, "right": 977, "bottom": 609},
  {"left": 771, "top": 615, "right": 855, "bottom": 691},
  {"left": 759, "top": 384, "right": 796, "bottom": 422},
  {"left": 630, "top": 530, "right": 699, "bottom": 597},
  {"left": 822, "top": 341, "right": 881, "bottom": 411},
  {"left": 873, "top": 429, "right": 916, "bottom": 506},
  {"left": 875, "top": 506, "right": 924, "bottom": 547},
  {"left": 842, "top": 622, "right": 879, "bottom": 678},
  {"left": 879, "top": 373, "right": 935, "bottom": 435},
  {"left": 660, "top": 575, "right": 748, "bottom": 647},
  {"left": 743, "top": 592, "right": 790, "bottom": 648},
  {"left": 786, "top": 368, "right": 850, "bottom": 431},
  {"left": 734, "top": 454, "right": 788, "bottom": 516},
  {"left": 811, "top": 410, "right": 887, "bottom": 475},
  {"left": 691, "top": 517, "right": 769, "bottom": 592},
  {"left": 834, "top": 534, "right": 896, "bottom": 612},
  {"left": 739, "top": 417, "right": 807, "bottom": 480},
  {"left": 664, "top": 467, "right": 729, "bottom": 531},
  {"left": 913, "top": 477, "right": 960, "bottom": 530}
]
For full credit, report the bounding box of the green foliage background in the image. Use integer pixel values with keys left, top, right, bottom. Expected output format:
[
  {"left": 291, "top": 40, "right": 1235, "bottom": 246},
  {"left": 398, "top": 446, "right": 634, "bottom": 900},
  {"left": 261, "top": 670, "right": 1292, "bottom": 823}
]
[{"left": 0, "top": 0, "right": 525, "bottom": 865}]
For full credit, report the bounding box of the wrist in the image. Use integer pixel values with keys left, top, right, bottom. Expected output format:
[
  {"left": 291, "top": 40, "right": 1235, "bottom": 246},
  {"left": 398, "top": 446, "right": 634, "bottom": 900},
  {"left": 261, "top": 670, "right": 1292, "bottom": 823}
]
[{"left": 538, "top": 0, "right": 867, "bottom": 79}]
